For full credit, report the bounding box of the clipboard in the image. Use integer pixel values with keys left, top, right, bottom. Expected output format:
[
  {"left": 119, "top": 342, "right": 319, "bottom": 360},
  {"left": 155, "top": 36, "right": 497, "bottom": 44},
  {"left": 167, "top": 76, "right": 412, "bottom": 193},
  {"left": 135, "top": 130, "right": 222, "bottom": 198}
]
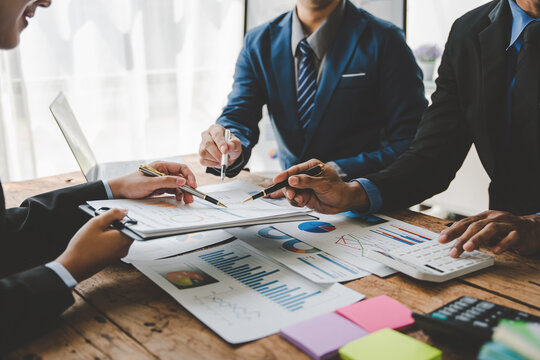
[
  {"left": 79, "top": 205, "right": 146, "bottom": 241},
  {"left": 79, "top": 204, "right": 317, "bottom": 242}
]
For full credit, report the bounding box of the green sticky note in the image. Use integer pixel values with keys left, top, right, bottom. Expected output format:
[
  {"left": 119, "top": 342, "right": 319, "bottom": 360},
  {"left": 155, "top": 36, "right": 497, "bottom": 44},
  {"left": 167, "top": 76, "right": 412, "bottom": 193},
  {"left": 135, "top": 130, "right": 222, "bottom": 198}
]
[{"left": 339, "top": 329, "right": 442, "bottom": 360}]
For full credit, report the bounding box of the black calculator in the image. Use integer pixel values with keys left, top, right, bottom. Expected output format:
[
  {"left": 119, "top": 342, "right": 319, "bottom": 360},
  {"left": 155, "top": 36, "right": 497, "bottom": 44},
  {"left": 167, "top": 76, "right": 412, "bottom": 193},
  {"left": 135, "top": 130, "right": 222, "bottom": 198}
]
[{"left": 413, "top": 296, "right": 540, "bottom": 344}]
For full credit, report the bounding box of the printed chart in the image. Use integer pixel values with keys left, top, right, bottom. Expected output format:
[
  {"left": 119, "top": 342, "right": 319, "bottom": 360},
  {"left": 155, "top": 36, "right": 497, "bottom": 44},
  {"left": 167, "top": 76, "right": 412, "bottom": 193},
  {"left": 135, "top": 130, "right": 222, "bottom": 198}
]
[
  {"left": 133, "top": 240, "right": 364, "bottom": 343},
  {"left": 298, "top": 221, "right": 336, "bottom": 233},
  {"left": 275, "top": 213, "right": 439, "bottom": 277},
  {"left": 227, "top": 225, "right": 370, "bottom": 283},
  {"left": 123, "top": 230, "right": 232, "bottom": 262}
]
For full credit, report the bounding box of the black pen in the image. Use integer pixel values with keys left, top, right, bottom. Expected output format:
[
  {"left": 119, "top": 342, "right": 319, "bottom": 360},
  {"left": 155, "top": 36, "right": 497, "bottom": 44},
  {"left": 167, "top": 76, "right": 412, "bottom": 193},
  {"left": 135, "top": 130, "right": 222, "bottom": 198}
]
[
  {"left": 138, "top": 165, "right": 227, "bottom": 208},
  {"left": 243, "top": 163, "right": 324, "bottom": 203}
]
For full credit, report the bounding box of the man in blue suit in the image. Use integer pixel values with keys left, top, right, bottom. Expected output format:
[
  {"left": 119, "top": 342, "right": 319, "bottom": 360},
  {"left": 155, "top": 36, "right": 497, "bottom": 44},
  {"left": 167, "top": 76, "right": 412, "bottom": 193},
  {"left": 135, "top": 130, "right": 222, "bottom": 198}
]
[{"left": 199, "top": 0, "right": 427, "bottom": 181}]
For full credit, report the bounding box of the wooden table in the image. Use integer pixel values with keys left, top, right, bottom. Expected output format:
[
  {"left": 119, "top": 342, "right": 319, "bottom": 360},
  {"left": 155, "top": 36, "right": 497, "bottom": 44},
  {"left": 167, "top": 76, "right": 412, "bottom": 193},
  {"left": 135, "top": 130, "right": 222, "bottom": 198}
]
[{"left": 4, "top": 155, "right": 540, "bottom": 360}]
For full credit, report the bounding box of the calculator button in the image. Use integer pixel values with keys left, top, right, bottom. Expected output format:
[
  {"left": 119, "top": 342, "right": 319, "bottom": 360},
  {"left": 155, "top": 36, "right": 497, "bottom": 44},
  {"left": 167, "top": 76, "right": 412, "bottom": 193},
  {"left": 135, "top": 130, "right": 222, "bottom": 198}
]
[
  {"left": 439, "top": 309, "right": 454, "bottom": 316},
  {"left": 473, "top": 321, "right": 489, "bottom": 328},
  {"left": 467, "top": 309, "right": 482, "bottom": 317},
  {"left": 456, "top": 315, "right": 472, "bottom": 322},
  {"left": 473, "top": 305, "right": 487, "bottom": 312},
  {"left": 432, "top": 312, "right": 448, "bottom": 320},
  {"left": 517, "top": 312, "right": 530, "bottom": 318},
  {"left": 461, "top": 297, "right": 478, "bottom": 305},
  {"left": 477, "top": 301, "right": 495, "bottom": 310}
]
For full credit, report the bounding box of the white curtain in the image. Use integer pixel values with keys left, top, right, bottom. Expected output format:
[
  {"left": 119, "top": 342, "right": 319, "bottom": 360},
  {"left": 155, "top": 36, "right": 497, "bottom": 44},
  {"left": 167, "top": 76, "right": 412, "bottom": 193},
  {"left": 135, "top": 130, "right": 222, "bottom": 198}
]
[{"left": 0, "top": 0, "right": 244, "bottom": 181}]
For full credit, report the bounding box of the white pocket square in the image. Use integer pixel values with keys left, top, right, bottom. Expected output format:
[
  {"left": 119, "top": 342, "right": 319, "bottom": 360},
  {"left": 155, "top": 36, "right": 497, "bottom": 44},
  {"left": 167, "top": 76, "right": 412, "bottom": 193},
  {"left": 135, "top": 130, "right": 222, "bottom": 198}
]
[{"left": 342, "top": 72, "right": 366, "bottom": 78}]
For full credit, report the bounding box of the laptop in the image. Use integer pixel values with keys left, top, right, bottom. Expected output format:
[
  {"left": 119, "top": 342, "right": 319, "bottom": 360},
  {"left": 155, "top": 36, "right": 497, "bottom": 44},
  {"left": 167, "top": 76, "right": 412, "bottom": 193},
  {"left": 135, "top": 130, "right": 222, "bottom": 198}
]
[{"left": 49, "top": 92, "right": 183, "bottom": 181}]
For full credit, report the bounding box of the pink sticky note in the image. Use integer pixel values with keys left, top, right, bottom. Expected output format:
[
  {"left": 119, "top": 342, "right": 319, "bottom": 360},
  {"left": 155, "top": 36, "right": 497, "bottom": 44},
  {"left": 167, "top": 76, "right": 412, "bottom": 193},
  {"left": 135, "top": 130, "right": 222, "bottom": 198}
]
[
  {"left": 336, "top": 295, "right": 414, "bottom": 332},
  {"left": 280, "top": 312, "right": 369, "bottom": 360}
]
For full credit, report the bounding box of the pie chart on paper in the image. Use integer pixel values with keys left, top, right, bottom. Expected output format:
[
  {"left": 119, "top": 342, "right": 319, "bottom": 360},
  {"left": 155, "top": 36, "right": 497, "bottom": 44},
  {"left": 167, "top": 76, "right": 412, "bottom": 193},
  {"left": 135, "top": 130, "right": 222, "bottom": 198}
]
[{"left": 298, "top": 221, "right": 336, "bottom": 233}]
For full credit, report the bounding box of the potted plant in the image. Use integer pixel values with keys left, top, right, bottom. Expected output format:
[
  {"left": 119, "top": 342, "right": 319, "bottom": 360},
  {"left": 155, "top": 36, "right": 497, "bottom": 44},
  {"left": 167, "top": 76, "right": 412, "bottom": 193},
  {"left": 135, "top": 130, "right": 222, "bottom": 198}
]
[{"left": 414, "top": 44, "right": 442, "bottom": 82}]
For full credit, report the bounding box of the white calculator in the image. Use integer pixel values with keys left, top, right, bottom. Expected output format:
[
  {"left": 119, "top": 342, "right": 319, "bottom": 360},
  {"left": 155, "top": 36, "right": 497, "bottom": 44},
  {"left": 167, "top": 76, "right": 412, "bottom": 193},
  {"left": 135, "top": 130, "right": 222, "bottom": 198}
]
[{"left": 366, "top": 240, "right": 494, "bottom": 282}]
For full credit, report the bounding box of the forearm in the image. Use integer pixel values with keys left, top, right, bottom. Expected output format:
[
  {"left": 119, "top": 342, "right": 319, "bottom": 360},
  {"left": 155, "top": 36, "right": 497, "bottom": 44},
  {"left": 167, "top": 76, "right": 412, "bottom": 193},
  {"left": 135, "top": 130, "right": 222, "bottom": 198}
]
[
  {"left": 0, "top": 266, "right": 74, "bottom": 353},
  {"left": 1, "top": 182, "right": 107, "bottom": 273}
]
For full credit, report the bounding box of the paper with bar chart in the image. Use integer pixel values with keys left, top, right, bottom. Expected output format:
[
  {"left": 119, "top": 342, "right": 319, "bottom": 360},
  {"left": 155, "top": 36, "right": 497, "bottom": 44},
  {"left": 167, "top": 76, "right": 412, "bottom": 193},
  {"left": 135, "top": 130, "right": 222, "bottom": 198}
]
[
  {"left": 132, "top": 240, "right": 364, "bottom": 343},
  {"left": 86, "top": 181, "right": 312, "bottom": 238},
  {"left": 227, "top": 225, "right": 370, "bottom": 283},
  {"left": 274, "top": 212, "right": 439, "bottom": 277},
  {"left": 122, "top": 230, "right": 233, "bottom": 263}
]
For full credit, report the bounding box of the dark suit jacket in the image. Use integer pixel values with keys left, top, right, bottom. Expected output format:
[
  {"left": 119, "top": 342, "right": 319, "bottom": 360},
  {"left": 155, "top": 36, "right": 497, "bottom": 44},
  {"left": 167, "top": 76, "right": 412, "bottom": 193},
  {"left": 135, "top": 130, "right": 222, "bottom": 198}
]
[
  {"left": 211, "top": 0, "right": 427, "bottom": 179},
  {"left": 0, "top": 180, "right": 107, "bottom": 352},
  {"left": 366, "top": 0, "right": 540, "bottom": 215}
]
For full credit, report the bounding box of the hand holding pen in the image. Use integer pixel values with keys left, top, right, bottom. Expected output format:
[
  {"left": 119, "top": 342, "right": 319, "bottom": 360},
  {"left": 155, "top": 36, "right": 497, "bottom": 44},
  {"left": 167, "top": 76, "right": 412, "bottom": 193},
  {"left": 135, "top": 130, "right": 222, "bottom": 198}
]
[
  {"left": 264, "top": 159, "right": 369, "bottom": 214},
  {"left": 199, "top": 124, "right": 243, "bottom": 170},
  {"left": 243, "top": 163, "right": 324, "bottom": 202},
  {"left": 139, "top": 164, "right": 227, "bottom": 208},
  {"left": 108, "top": 161, "right": 198, "bottom": 203}
]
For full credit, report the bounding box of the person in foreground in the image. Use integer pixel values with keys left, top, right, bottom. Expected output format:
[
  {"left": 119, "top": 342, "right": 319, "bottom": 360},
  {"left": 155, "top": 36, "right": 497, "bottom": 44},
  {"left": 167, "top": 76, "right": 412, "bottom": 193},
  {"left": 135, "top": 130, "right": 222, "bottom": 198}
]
[
  {"left": 274, "top": 0, "right": 540, "bottom": 258},
  {"left": 199, "top": 0, "right": 426, "bottom": 181},
  {"left": 0, "top": 0, "right": 197, "bottom": 352}
]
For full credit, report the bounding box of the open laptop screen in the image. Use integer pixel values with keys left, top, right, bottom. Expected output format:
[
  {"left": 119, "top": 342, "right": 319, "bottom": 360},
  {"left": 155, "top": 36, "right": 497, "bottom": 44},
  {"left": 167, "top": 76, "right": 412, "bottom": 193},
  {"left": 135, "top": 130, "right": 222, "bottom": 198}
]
[{"left": 49, "top": 92, "right": 98, "bottom": 180}]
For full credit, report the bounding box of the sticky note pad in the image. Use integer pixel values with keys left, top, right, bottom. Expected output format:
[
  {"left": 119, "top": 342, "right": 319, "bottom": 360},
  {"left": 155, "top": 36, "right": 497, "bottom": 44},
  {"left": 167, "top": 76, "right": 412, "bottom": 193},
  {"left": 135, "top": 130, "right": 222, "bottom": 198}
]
[
  {"left": 280, "top": 312, "right": 369, "bottom": 360},
  {"left": 339, "top": 328, "right": 442, "bottom": 360},
  {"left": 336, "top": 295, "right": 414, "bottom": 332}
]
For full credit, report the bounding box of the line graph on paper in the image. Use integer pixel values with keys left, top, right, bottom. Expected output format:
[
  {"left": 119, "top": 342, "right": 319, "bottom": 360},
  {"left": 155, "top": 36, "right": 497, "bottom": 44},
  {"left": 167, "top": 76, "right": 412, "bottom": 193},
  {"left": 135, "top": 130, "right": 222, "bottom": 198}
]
[
  {"left": 335, "top": 223, "right": 431, "bottom": 256},
  {"left": 194, "top": 287, "right": 261, "bottom": 325},
  {"left": 335, "top": 234, "right": 394, "bottom": 256}
]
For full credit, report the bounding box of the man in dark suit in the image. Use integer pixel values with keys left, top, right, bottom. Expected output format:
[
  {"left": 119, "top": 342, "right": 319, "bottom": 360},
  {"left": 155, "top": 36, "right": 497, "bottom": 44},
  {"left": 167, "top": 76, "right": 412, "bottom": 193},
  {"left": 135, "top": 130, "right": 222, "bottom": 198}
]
[
  {"left": 0, "top": 161, "right": 196, "bottom": 352},
  {"left": 199, "top": 0, "right": 427, "bottom": 181},
  {"left": 274, "top": 0, "right": 540, "bottom": 257},
  {"left": 0, "top": 0, "right": 198, "bottom": 352}
]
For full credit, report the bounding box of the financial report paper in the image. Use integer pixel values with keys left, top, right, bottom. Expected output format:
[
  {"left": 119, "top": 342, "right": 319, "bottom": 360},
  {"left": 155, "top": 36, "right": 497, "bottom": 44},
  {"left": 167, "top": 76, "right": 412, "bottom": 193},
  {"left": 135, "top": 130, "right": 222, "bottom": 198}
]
[{"left": 133, "top": 240, "right": 364, "bottom": 343}]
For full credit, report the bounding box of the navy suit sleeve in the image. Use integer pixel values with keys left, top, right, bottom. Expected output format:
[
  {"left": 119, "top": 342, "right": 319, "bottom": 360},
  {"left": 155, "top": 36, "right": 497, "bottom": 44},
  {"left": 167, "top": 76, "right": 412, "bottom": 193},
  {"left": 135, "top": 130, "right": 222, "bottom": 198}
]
[
  {"left": 207, "top": 33, "right": 267, "bottom": 177},
  {"left": 333, "top": 27, "right": 428, "bottom": 178}
]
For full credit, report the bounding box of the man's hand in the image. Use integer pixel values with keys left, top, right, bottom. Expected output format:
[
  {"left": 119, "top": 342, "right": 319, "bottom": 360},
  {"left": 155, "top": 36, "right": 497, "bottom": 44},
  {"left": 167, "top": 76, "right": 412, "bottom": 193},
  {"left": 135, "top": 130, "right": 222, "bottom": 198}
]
[
  {"left": 108, "top": 161, "right": 197, "bottom": 203},
  {"left": 199, "top": 124, "right": 243, "bottom": 168},
  {"left": 439, "top": 210, "right": 540, "bottom": 257},
  {"left": 273, "top": 159, "right": 370, "bottom": 214},
  {"left": 55, "top": 209, "right": 134, "bottom": 282}
]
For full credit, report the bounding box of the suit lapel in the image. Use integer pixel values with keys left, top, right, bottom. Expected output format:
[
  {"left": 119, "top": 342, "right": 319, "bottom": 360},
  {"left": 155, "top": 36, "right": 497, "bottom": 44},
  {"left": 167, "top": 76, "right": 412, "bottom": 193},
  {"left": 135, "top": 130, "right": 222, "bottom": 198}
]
[
  {"left": 270, "top": 12, "right": 303, "bottom": 147},
  {"left": 301, "top": 3, "right": 367, "bottom": 156},
  {"left": 478, "top": 0, "right": 511, "bottom": 174}
]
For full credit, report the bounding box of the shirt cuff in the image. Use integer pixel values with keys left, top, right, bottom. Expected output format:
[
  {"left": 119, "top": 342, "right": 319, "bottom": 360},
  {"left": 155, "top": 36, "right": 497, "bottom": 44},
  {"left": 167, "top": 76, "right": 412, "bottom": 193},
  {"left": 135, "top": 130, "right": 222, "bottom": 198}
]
[
  {"left": 328, "top": 161, "right": 348, "bottom": 179},
  {"left": 353, "top": 178, "right": 383, "bottom": 214},
  {"left": 102, "top": 180, "right": 114, "bottom": 199},
  {"left": 45, "top": 261, "right": 78, "bottom": 289}
]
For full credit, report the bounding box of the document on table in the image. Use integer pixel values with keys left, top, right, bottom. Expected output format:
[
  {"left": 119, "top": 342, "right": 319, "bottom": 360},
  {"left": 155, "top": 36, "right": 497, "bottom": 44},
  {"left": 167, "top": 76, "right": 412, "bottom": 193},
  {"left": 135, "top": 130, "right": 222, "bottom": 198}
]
[
  {"left": 122, "top": 230, "right": 233, "bottom": 263},
  {"left": 86, "top": 181, "right": 313, "bottom": 239},
  {"left": 274, "top": 212, "right": 439, "bottom": 277},
  {"left": 132, "top": 240, "right": 364, "bottom": 344},
  {"left": 227, "top": 225, "right": 370, "bottom": 283}
]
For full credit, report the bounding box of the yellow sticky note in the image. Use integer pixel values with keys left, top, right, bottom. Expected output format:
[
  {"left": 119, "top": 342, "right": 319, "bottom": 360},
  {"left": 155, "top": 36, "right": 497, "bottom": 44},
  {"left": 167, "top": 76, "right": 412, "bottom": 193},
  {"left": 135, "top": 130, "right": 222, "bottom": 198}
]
[{"left": 339, "top": 329, "right": 442, "bottom": 360}]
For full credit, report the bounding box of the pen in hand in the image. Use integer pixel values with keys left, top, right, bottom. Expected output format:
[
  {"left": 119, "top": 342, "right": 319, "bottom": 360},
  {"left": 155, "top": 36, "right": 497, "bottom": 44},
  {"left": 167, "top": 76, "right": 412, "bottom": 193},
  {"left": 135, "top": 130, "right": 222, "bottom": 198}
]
[
  {"left": 243, "top": 163, "right": 324, "bottom": 203},
  {"left": 221, "top": 129, "right": 231, "bottom": 181},
  {"left": 138, "top": 165, "right": 227, "bottom": 208}
]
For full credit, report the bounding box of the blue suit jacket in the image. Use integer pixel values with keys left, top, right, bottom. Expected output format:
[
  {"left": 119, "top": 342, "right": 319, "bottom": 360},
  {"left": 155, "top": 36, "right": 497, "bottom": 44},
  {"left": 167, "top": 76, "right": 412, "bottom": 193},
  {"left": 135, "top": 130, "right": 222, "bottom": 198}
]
[{"left": 214, "top": 1, "right": 427, "bottom": 179}]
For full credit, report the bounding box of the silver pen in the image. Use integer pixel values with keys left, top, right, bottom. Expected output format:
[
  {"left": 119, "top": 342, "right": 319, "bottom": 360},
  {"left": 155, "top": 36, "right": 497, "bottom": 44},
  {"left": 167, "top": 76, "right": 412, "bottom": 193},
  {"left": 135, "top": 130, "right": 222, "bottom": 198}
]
[{"left": 221, "top": 129, "right": 231, "bottom": 181}]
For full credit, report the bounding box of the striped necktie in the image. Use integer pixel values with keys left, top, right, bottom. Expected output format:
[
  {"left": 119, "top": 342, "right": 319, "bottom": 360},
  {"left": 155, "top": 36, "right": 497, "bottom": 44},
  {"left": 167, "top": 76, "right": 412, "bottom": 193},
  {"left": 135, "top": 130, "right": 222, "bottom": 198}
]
[{"left": 297, "top": 39, "right": 317, "bottom": 130}]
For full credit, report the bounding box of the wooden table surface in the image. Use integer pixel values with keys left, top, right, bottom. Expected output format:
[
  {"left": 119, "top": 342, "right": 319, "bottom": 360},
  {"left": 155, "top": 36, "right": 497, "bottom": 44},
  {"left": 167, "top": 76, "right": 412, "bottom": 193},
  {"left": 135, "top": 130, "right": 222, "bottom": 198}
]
[{"left": 4, "top": 155, "right": 540, "bottom": 360}]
